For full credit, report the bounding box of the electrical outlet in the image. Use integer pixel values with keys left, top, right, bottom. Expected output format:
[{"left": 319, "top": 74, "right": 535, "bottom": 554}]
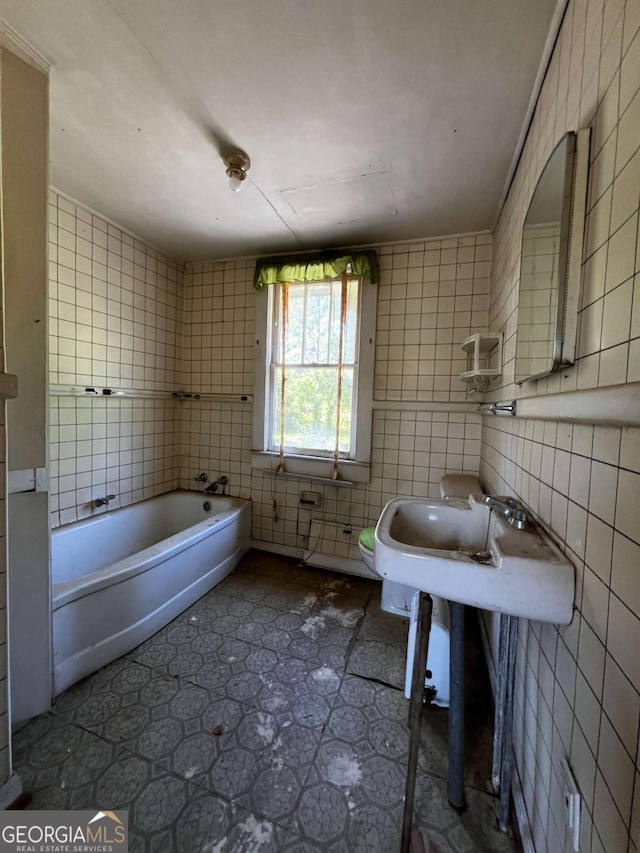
[{"left": 562, "top": 756, "right": 581, "bottom": 852}]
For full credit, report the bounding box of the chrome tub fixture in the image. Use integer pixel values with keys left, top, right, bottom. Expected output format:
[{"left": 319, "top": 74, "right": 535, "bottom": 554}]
[{"left": 94, "top": 494, "right": 116, "bottom": 508}]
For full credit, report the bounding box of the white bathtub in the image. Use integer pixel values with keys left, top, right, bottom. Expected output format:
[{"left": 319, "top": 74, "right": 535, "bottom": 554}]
[{"left": 51, "top": 490, "right": 251, "bottom": 694}]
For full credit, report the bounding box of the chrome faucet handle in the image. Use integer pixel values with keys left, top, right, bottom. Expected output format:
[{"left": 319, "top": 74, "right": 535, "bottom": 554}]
[
  {"left": 508, "top": 509, "right": 529, "bottom": 530},
  {"left": 193, "top": 472, "right": 208, "bottom": 482},
  {"left": 205, "top": 475, "right": 229, "bottom": 495},
  {"left": 94, "top": 494, "right": 116, "bottom": 508},
  {"left": 482, "top": 495, "right": 529, "bottom": 529}
]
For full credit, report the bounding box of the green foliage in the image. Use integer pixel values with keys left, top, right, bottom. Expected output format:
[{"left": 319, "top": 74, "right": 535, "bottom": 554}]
[{"left": 273, "top": 367, "right": 353, "bottom": 453}]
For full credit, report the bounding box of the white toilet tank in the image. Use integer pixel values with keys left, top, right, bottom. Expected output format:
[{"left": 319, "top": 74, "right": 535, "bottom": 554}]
[{"left": 440, "top": 474, "right": 482, "bottom": 500}]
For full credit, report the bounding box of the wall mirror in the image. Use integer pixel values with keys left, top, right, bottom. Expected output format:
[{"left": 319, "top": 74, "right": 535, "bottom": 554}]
[{"left": 514, "top": 129, "right": 590, "bottom": 384}]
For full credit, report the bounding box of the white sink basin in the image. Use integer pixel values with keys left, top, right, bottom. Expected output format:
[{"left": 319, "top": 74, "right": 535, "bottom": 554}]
[{"left": 375, "top": 496, "right": 574, "bottom": 624}]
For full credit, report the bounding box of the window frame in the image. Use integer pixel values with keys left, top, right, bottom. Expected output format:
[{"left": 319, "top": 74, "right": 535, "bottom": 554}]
[{"left": 252, "top": 275, "right": 376, "bottom": 483}]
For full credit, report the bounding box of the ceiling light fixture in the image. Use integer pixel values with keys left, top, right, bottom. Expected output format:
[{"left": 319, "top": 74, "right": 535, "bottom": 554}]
[{"left": 223, "top": 149, "right": 251, "bottom": 192}]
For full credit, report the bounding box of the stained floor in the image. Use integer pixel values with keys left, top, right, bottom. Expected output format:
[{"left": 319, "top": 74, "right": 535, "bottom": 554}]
[{"left": 15, "top": 551, "right": 521, "bottom": 852}]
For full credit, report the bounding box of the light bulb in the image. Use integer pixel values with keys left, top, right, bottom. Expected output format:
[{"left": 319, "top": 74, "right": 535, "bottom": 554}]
[{"left": 228, "top": 174, "right": 243, "bottom": 192}]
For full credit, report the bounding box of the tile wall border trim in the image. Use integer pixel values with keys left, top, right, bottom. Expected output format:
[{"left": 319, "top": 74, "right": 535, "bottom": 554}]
[
  {"left": 481, "top": 382, "right": 640, "bottom": 427},
  {"left": 49, "top": 385, "right": 253, "bottom": 403},
  {"left": 372, "top": 400, "right": 479, "bottom": 413}
]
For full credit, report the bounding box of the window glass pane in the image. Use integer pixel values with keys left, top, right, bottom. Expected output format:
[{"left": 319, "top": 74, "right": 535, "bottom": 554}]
[
  {"left": 269, "top": 277, "right": 360, "bottom": 458},
  {"left": 277, "top": 280, "right": 358, "bottom": 366},
  {"left": 272, "top": 366, "right": 353, "bottom": 454}
]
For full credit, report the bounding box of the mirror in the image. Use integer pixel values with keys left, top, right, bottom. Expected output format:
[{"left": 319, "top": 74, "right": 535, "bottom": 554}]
[{"left": 514, "top": 129, "right": 590, "bottom": 384}]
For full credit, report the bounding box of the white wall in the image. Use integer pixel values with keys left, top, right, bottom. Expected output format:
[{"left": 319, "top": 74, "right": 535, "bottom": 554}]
[{"left": 1, "top": 47, "right": 50, "bottom": 738}]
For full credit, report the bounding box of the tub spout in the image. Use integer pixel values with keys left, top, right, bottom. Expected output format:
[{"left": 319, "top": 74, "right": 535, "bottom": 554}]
[{"left": 95, "top": 494, "right": 116, "bottom": 508}]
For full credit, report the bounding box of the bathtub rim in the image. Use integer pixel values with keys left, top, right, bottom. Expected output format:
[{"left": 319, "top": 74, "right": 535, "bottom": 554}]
[{"left": 52, "top": 493, "right": 251, "bottom": 611}]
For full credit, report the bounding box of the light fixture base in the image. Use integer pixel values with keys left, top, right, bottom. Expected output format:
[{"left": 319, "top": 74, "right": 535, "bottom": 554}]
[{"left": 223, "top": 149, "right": 251, "bottom": 188}]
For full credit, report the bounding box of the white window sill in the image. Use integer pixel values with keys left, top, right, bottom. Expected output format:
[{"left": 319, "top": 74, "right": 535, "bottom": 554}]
[{"left": 251, "top": 451, "right": 370, "bottom": 485}]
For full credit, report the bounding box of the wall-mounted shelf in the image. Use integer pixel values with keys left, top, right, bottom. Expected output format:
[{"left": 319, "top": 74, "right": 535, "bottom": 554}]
[{"left": 460, "top": 333, "right": 502, "bottom": 390}]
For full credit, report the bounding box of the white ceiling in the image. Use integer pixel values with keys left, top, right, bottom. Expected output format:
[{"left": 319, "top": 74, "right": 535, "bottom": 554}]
[{"left": 0, "top": 0, "right": 557, "bottom": 261}]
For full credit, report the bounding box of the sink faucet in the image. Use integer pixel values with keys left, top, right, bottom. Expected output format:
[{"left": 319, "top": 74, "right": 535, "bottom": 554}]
[{"left": 482, "top": 495, "right": 529, "bottom": 530}]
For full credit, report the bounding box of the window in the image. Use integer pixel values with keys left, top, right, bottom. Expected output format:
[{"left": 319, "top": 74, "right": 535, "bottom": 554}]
[{"left": 253, "top": 270, "right": 376, "bottom": 483}]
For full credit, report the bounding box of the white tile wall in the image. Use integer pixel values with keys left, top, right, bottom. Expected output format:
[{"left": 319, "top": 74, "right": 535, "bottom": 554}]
[
  {"left": 50, "top": 396, "right": 178, "bottom": 526},
  {"left": 182, "top": 260, "right": 254, "bottom": 394},
  {"left": 375, "top": 236, "right": 492, "bottom": 401},
  {"left": 483, "top": 0, "right": 640, "bottom": 850},
  {"left": 179, "top": 240, "right": 489, "bottom": 555},
  {"left": 48, "top": 193, "right": 183, "bottom": 527}
]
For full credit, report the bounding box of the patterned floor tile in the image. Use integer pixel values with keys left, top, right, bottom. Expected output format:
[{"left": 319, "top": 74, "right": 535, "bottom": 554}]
[
  {"left": 197, "top": 707, "right": 321, "bottom": 825},
  {"left": 356, "top": 596, "right": 410, "bottom": 646},
  {"left": 346, "top": 637, "right": 408, "bottom": 690},
  {"left": 18, "top": 551, "right": 517, "bottom": 853},
  {"left": 290, "top": 735, "right": 407, "bottom": 851},
  {"left": 55, "top": 661, "right": 160, "bottom": 736},
  {"left": 14, "top": 714, "right": 283, "bottom": 852},
  {"left": 191, "top": 591, "right": 358, "bottom": 667},
  {"left": 325, "top": 675, "right": 410, "bottom": 763},
  {"left": 13, "top": 714, "right": 122, "bottom": 807},
  {"left": 413, "top": 773, "right": 517, "bottom": 853},
  {"left": 418, "top": 704, "right": 495, "bottom": 794},
  {"left": 130, "top": 619, "right": 249, "bottom": 678},
  {"left": 278, "top": 832, "right": 352, "bottom": 853},
  {"left": 54, "top": 660, "right": 158, "bottom": 734},
  {"left": 171, "top": 644, "right": 343, "bottom": 725}
]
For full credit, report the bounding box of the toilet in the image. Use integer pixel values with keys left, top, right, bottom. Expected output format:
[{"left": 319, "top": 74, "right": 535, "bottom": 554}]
[
  {"left": 439, "top": 473, "right": 484, "bottom": 502},
  {"left": 359, "top": 474, "right": 483, "bottom": 709},
  {"left": 358, "top": 526, "right": 418, "bottom": 614}
]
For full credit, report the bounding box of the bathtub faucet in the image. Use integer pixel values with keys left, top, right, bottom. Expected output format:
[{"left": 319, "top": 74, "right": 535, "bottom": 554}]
[
  {"left": 205, "top": 476, "right": 228, "bottom": 495},
  {"left": 193, "top": 472, "right": 208, "bottom": 483},
  {"left": 95, "top": 494, "right": 116, "bottom": 508}
]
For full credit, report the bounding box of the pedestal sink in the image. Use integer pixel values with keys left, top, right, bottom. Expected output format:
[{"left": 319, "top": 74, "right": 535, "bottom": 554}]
[
  {"left": 384, "top": 493, "right": 575, "bottom": 843},
  {"left": 375, "top": 495, "right": 574, "bottom": 624}
]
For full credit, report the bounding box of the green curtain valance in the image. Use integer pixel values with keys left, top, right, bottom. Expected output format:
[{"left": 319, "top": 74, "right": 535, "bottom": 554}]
[{"left": 253, "top": 249, "right": 379, "bottom": 289}]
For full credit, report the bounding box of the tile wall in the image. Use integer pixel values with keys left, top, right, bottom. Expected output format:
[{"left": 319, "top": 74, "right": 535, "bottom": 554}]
[
  {"left": 179, "top": 234, "right": 491, "bottom": 555},
  {"left": 375, "top": 236, "right": 492, "bottom": 401},
  {"left": 47, "top": 191, "right": 491, "bottom": 547},
  {"left": 48, "top": 192, "right": 184, "bottom": 526},
  {"left": 482, "top": 0, "right": 640, "bottom": 850}
]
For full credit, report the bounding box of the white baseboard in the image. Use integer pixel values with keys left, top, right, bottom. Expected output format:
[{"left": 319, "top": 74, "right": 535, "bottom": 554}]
[
  {"left": 303, "top": 551, "right": 378, "bottom": 580},
  {"left": 0, "top": 773, "right": 22, "bottom": 809},
  {"left": 250, "top": 540, "right": 304, "bottom": 559}
]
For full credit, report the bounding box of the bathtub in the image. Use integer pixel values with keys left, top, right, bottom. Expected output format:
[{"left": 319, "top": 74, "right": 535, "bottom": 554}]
[{"left": 51, "top": 491, "right": 251, "bottom": 694}]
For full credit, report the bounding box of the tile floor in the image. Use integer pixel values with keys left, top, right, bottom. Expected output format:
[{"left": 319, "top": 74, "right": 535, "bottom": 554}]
[{"left": 15, "top": 551, "right": 520, "bottom": 852}]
